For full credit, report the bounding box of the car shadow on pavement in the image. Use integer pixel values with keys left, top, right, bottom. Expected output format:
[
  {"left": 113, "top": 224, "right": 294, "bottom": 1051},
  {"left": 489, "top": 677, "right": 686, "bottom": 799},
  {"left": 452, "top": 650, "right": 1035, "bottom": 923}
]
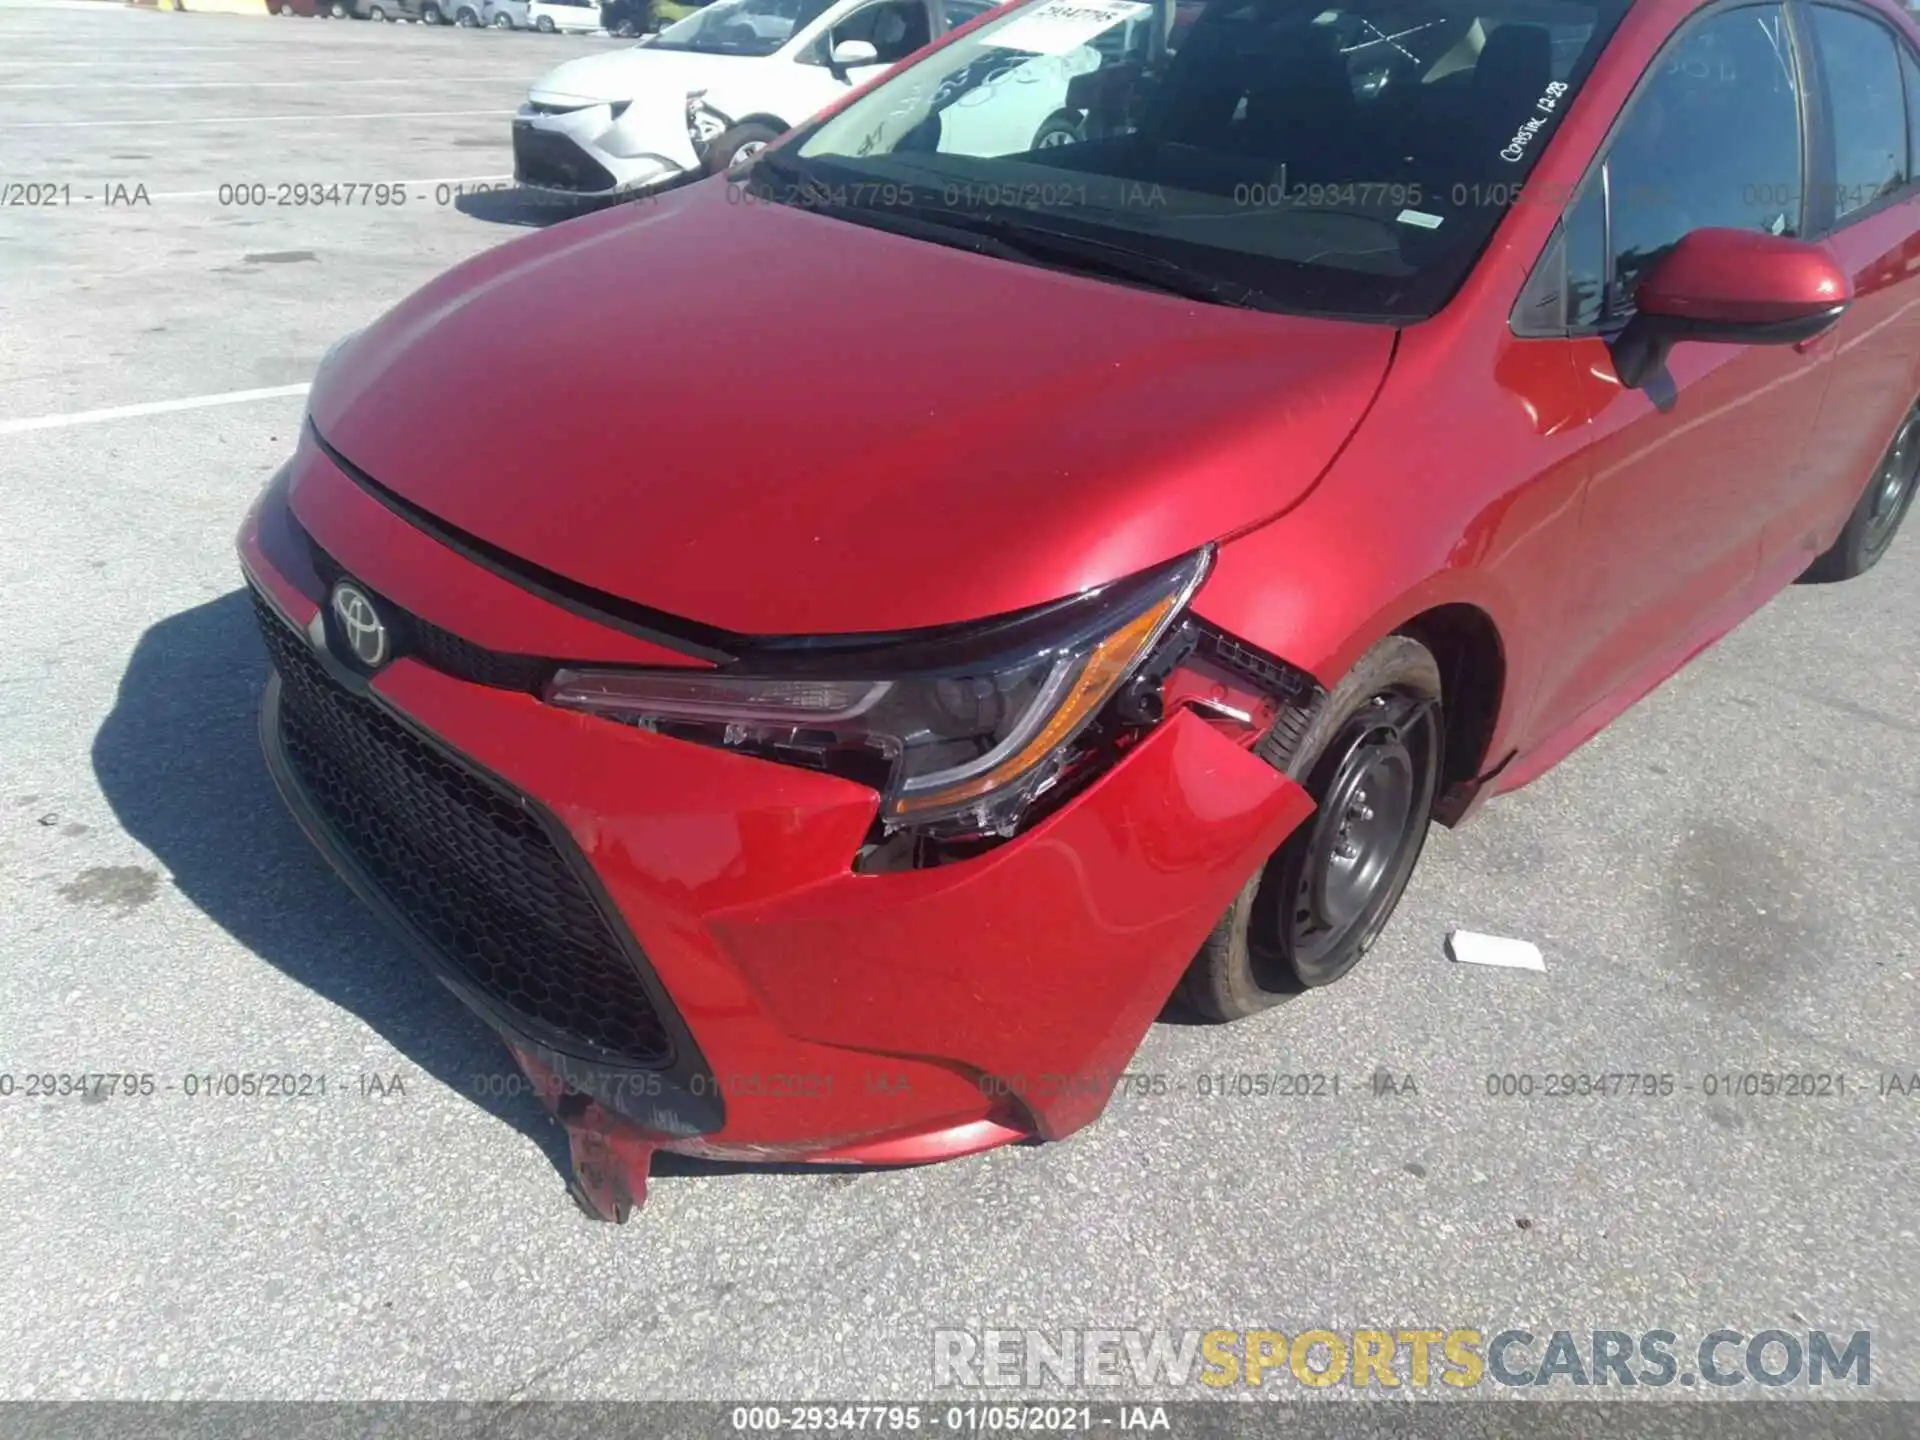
[
  {"left": 92, "top": 589, "right": 578, "bottom": 1195},
  {"left": 455, "top": 188, "right": 611, "bottom": 229}
]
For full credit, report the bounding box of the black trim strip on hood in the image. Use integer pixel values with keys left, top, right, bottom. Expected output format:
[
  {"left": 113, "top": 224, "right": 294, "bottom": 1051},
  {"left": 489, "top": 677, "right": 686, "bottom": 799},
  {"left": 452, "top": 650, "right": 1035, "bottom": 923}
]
[
  {"left": 308, "top": 421, "right": 1202, "bottom": 676},
  {"left": 310, "top": 421, "right": 742, "bottom": 664}
]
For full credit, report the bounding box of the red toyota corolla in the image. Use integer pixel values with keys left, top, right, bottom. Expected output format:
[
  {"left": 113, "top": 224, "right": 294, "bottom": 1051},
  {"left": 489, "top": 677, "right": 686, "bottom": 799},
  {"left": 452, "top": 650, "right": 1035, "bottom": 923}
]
[{"left": 241, "top": 0, "right": 1919, "bottom": 1219}]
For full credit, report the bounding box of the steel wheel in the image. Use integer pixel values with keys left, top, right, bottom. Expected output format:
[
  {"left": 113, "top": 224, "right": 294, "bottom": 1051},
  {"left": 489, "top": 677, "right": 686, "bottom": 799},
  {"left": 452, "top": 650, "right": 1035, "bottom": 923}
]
[
  {"left": 1802, "top": 395, "right": 1920, "bottom": 583},
  {"left": 1270, "top": 689, "right": 1440, "bottom": 987},
  {"left": 1178, "top": 634, "right": 1445, "bottom": 1021},
  {"left": 1862, "top": 404, "right": 1920, "bottom": 566}
]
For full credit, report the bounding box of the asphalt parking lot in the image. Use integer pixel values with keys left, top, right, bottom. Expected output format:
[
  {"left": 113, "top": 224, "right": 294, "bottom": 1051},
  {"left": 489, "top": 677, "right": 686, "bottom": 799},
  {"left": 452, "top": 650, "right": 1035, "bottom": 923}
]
[{"left": 2, "top": 0, "right": 1918, "bottom": 1409}]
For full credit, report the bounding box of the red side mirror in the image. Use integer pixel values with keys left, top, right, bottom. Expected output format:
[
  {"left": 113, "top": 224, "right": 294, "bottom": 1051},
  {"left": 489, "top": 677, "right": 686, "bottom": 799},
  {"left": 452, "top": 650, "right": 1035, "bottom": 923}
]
[
  {"left": 1635, "top": 227, "right": 1850, "bottom": 330},
  {"left": 1612, "top": 228, "right": 1850, "bottom": 389}
]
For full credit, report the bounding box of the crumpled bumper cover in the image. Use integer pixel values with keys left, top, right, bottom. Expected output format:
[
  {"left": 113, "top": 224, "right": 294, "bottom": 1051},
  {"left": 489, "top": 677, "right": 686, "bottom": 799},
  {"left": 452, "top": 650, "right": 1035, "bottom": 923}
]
[
  {"left": 239, "top": 455, "right": 1316, "bottom": 1219},
  {"left": 512, "top": 92, "right": 699, "bottom": 196}
]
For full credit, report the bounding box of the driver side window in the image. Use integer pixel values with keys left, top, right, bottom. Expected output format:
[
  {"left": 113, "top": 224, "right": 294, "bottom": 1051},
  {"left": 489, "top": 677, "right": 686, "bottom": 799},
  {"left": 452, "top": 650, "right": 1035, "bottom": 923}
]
[
  {"left": 1562, "top": 3, "right": 1804, "bottom": 328},
  {"left": 826, "top": 0, "right": 932, "bottom": 62}
]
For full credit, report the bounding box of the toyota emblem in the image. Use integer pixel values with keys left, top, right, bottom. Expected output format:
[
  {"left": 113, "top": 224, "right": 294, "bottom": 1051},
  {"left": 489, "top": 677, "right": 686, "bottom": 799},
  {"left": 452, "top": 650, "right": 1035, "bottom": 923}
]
[{"left": 329, "top": 581, "right": 390, "bottom": 669}]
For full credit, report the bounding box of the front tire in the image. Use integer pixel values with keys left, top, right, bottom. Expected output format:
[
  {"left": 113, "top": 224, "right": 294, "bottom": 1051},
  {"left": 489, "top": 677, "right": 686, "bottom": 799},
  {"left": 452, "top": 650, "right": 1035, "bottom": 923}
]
[
  {"left": 1800, "top": 398, "right": 1920, "bottom": 583},
  {"left": 708, "top": 121, "right": 780, "bottom": 175},
  {"left": 1031, "top": 108, "right": 1086, "bottom": 149},
  {"left": 535, "top": 13, "right": 554, "bottom": 26},
  {"left": 1178, "top": 634, "right": 1444, "bottom": 1021}
]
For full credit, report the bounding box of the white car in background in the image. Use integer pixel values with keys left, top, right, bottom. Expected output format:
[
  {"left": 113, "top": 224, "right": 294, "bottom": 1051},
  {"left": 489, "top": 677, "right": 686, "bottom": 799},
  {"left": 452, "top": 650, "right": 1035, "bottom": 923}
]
[
  {"left": 528, "top": 0, "right": 603, "bottom": 28},
  {"left": 512, "top": 0, "right": 995, "bottom": 199}
]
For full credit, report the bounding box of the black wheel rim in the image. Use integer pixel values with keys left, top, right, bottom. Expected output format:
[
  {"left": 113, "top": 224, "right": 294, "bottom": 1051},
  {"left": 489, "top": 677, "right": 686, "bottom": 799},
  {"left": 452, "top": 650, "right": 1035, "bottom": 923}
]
[
  {"left": 1264, "top": 689, "right": 1440, "bottom": 987},
  {"left": 1864, "top": 404, "right": 1920, "bottom": 563}
]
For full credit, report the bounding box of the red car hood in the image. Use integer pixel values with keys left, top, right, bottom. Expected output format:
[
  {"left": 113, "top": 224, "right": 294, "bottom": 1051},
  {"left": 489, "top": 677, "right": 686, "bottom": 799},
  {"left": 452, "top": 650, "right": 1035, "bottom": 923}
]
[{"left": 309, "top": 182, "right": 1394, "bottom": 636}]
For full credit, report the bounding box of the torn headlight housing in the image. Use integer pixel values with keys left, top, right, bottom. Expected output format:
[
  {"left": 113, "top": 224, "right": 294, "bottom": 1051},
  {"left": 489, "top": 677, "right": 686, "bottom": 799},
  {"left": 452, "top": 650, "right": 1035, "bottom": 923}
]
[
  {"left": 545, "top": 550, "right": 1210, "bottom": 845},
  {"left": 685, "top": 90, "right": 729, "bottom": 149}
]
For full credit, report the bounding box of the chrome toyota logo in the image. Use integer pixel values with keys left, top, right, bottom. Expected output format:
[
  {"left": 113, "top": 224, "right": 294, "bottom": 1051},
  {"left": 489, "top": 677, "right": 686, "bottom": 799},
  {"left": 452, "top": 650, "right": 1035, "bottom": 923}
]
[{"left": 329, "top": 581, "right": 389, "bottom": 668}]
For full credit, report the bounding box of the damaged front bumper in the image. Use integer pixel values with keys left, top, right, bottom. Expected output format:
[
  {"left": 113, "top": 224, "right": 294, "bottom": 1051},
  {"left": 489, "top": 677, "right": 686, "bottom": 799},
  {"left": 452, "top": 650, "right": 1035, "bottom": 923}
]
[{"left": 240, "top": 459, "right": 1317, "bottom": 1221}]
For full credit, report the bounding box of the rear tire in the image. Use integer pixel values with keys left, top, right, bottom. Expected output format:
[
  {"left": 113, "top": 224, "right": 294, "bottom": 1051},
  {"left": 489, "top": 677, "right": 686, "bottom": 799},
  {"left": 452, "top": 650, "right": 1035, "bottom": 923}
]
[
  {"left": 366, "top": 4, "right": 387, "bottom": 17},
  {"left": 455, "top": 4, "right": 478, "bottom": 20},
  {"left": 421, "top": 1, "right": 442, "bottom": 17},
  {"left": 1178, "top": 635, "right": 1444, "bottom": 1022},
  {"left": 1800, "top": 398, "right": 1920, "bottom": 583},
  {"left": 536, "top": 12, "right": 554, "bottom": 26},
  {"left": 491, "top": 9, "right": 513, "bottom": 24}
]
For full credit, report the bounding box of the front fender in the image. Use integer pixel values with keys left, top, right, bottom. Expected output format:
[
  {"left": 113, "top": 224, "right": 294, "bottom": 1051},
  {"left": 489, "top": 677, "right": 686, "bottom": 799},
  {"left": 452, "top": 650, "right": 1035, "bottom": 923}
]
[{"left": 1194, "top": 327, "right": 1596, "bottom": 781}]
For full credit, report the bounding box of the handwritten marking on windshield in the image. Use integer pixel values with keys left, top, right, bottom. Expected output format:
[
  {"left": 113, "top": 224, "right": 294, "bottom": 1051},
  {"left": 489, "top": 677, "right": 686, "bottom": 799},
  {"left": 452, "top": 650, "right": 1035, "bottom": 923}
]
[{"left": 1499, "top": 80, "right": 1570, "bottom": 163}]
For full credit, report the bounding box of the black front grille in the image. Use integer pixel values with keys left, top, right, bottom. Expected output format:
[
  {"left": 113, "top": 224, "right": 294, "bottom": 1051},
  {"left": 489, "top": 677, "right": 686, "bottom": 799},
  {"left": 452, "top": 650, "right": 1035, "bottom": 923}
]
[
  {"left": 251, "top": 590, "right": 675, "bottom": 1070},
  {"left": 406, "top": 619, "right": 552, "bottom": 692},
  {"left": 512, "top": 125, "right": 618, "bottom": 193}
]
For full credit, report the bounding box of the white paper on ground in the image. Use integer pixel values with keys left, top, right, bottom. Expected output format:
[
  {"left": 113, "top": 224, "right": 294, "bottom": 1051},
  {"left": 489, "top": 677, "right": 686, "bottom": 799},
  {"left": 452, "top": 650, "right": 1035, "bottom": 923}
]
[{"left": 1445, "top": 930, "right": 1546, "bottom": 971}]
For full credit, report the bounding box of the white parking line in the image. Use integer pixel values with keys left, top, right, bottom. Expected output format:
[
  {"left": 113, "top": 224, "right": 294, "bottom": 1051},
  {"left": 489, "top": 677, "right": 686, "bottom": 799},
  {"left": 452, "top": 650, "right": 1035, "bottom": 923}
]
[
  {"left": 0, "top": 49, "right": 378, "bottom": 58},
  {"left": 0, "top": 385, "right": 311, "bottom": 437},
  {"left": 0, "top": 56, "right": 401, "bottom": 65},
  {"left": 0, "top": 77, "right": 521, "bottom": 89},
  {"left": 0, "top": 109, "right": 515, "bottom": 128}
]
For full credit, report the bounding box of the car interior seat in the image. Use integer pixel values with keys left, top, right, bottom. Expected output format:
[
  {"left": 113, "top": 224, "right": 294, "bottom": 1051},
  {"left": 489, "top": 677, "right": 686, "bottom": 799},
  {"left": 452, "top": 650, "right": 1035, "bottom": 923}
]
[
  {"left": 871, "top": 2, "right": 931, "bottom": 61},
  {"left": 1234, "top": 23, "right": 1363, "bottom": 170}
]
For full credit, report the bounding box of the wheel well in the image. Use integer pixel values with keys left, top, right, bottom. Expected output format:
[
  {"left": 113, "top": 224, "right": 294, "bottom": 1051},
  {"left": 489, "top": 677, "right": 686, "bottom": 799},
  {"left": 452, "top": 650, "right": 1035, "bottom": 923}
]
[{"left": 1395, "top": 604, "right": 1505, "bottom": 805}]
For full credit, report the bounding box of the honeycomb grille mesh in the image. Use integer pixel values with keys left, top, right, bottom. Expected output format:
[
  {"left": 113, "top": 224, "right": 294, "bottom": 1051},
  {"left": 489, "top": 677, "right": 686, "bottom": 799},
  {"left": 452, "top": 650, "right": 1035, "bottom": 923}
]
[{"left": 252, "top": 590, "right": 675, "bottom": 1069}]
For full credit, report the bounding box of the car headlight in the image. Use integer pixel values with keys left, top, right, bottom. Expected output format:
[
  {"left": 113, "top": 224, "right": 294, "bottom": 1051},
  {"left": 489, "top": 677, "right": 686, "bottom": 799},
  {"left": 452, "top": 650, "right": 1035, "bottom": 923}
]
[
  {"left": 545, "top": 549, "right": 1210, "bottom": 839},
  {"left": 685, "top": 90, "right": 728, "bottom": 146}
]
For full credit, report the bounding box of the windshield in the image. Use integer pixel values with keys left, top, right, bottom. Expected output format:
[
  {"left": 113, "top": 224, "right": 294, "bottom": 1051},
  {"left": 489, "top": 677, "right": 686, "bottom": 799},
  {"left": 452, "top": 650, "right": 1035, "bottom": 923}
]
[
  {"left": 651, "top": 0, "right": 837, "bottom": 55},
  {"left": 781, "top": 0, "right": 1628, "bottom": 317}
]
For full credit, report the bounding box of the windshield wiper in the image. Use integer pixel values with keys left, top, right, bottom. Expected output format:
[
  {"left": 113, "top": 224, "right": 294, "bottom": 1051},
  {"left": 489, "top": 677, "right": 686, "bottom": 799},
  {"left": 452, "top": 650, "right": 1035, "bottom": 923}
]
[
  {"left": 746, "top": 156, "right": 1269, "bottom": 308},
  {"left": 903, "top": 208, "right": 1269, "bottom": 308},
  {"left": 743, "top": 159, "right": 1077, "bottom": 258}
]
